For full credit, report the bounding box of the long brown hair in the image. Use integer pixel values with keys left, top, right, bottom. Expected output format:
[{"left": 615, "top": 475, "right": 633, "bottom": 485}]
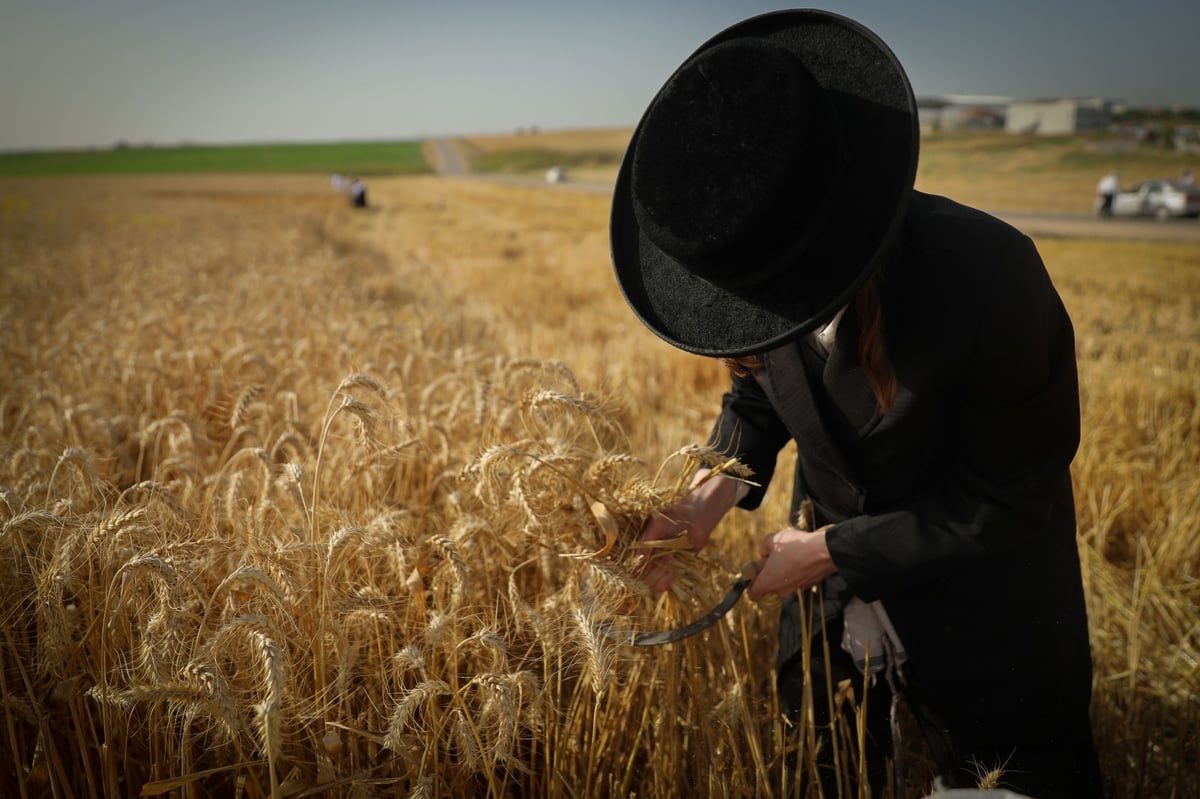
[
  {"left": 720, "top": 274, "right": 897, "bottom": 412},
  {"left": 853, "top": 274, "right": 896, "bottom": 412}
]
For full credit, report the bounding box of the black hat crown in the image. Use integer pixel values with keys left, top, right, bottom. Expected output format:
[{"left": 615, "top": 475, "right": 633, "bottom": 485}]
[{"left": 631, "top": 39, "right": 843, "bottom": 289}]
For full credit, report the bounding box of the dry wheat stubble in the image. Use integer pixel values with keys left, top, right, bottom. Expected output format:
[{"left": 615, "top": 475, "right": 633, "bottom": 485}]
[{"left": 1, "top": 172, "right": 1196, "bottom": 797}]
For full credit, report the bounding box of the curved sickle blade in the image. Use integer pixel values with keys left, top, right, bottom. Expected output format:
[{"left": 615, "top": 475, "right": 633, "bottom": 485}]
[{"left": 624, "top": 576, "right": 752, "bottom": 647}]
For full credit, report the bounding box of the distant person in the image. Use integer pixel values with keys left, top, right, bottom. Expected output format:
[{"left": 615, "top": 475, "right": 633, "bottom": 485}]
[
  {"left": 1179, "top": 167, "right": 1195, "bottom": 187},
  {"left": 1096, "top": 170, "right": 1120, "bottom": 217},
  {"left": 348, "top": 176, "right": 368, "bottom": 209}
]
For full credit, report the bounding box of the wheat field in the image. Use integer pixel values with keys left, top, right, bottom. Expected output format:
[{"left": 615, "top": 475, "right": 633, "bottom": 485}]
[{"left": 1, "top": 166, "right": 1197, "bottom": 798}]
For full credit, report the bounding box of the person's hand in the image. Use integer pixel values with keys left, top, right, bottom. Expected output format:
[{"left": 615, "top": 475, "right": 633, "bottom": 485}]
[
  {"left": 637, "top": 471, "right": 742, "bottom": 592},
  {"left": 746, "top": 525, "right": 837, "bottom": 602}
]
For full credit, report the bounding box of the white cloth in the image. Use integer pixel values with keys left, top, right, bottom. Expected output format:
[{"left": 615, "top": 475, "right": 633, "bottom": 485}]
[
  {"left": 841, "top": 597, "right": 908, "bottom": 675},
  {"left": 1097, "top": 173, "right": 1120, "bottom": 195}
]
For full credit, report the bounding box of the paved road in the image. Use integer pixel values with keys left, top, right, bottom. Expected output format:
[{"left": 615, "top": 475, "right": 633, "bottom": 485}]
[
  {"left": 989, "top": 210, "right": 1200, "bottom": 243},
  {"left": 429, "top": 139, "right": 1200, "bottom": 243},
  {"left": 428, "top": 138, "right": 469, "bottom": 176}
]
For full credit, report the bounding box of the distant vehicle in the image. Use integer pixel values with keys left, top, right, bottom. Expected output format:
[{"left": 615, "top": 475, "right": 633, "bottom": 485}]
[
  {"left": 545, "top": 166, "right": 567, "bottom": 184},
  {"left": 1106, "top": 179, "right": 1200, "bottom": 220}
]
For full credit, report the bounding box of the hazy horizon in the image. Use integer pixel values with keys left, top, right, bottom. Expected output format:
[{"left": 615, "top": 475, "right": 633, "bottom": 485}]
[{"left": 3, "top": 0, "right": 1198, "bottom": 152}]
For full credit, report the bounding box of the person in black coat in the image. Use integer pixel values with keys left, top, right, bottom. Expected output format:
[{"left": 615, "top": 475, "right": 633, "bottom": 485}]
[{"left": 609, "top": 10, "right": 1102, "bottom": 798}]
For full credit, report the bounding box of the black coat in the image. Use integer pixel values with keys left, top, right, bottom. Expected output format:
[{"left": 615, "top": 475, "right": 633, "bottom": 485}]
[{"left": 710, "top": 191, "right": 1097, "bottom": 765}]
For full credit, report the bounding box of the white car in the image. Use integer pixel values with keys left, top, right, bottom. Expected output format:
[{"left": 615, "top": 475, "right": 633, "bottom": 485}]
[{"left": 1108, "top": 179, "right": 1200, "bottom": 220}]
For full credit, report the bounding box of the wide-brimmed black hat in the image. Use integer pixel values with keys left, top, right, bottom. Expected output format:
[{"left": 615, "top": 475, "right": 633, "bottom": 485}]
[{"left": 611, "top": 9, "right": 919, "bottom": 357}]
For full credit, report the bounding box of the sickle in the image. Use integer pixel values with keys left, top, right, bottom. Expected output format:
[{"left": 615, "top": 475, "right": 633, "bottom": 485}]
[
  {"left": 619, "top": 573, "right": 748, "bottom": 643},
  {"left": 602, "top": 561, "right": 762, "bottom": 647}
]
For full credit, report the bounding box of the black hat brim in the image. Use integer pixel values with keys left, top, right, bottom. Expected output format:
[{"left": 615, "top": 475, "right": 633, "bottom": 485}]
[{"left": 610, "top": 10, "right": 919, "bottom": 357}]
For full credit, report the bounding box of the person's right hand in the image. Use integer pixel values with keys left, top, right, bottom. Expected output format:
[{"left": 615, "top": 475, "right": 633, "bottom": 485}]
[
  {"left": 745, "top": 525, "right": 836, "bottom": 602},
  {"left": 637, "top": 471, "right": 743, "bottom": 592}
]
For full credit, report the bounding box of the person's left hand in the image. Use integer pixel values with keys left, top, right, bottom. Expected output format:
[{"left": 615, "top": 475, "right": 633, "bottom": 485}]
[
  {"left": 746, "top": 526, "right": 837, "bottom": 601},
  {"left": 635, "top": 470, "right": 743, "bottom": 592}
]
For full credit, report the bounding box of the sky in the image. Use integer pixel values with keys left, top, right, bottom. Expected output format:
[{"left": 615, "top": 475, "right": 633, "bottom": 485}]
[{"left": 2, "top": 0, "right": 1197, "bottom": 151}]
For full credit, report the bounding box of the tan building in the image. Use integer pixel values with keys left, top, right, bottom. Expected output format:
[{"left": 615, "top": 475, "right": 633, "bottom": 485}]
[{"left": 918, "top": 94, "right": 1011, "bottom": 132}]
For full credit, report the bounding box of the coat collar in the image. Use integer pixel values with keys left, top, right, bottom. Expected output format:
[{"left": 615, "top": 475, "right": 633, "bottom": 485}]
[
  {"left": 825, "top": 306, "right": 885, "bottom": 438},
  {"left": 762, "top": 334, "right": 866, "bottom": 503}
]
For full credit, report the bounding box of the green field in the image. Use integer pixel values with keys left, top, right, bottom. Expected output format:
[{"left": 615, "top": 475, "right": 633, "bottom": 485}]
[{"left": 0, "top": 139, "right": 431, "bottom": 177}]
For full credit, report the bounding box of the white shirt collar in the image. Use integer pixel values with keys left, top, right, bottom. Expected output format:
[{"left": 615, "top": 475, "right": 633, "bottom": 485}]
[{"left": 814, "top": 305, "right": 848, "bottom": 354}]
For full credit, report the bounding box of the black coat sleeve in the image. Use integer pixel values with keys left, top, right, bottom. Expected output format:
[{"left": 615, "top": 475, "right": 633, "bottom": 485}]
[{"left": 708, "top": 370, "right": 792, "bottom": 510}]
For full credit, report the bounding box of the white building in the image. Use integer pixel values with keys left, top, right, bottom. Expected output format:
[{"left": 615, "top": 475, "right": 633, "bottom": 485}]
[{"left": 1005, "top": 98, "right": 1113, "bottom": 135}]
